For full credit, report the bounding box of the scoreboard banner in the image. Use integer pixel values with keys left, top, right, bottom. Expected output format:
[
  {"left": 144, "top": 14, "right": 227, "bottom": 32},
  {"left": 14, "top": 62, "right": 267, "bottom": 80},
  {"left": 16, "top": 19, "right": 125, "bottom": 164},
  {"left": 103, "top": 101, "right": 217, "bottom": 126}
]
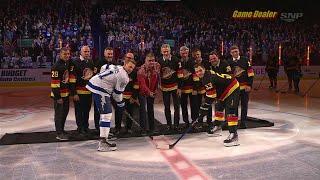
[{"left": 0, "top": 69, "right": 51, "bottom": 83}]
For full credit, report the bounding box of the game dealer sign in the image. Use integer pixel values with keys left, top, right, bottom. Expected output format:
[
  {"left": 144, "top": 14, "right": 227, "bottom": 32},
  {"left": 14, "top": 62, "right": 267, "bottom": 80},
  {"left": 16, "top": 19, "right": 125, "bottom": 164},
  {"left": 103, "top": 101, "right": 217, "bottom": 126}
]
[
  {"left": 233, "top": 10, "right": 277, "bottom": 19},
  {"left": 232, "top": 10, "right": 303, "bottom": 22}
]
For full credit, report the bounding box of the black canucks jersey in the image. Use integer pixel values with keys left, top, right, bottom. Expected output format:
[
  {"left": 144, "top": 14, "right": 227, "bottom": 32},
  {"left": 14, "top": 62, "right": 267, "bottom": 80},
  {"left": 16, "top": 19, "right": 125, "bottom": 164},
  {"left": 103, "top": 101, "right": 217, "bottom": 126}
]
[
  {"left": 51, "top": 59, "right": 70, "bottom": 99},
  {"left": 202, "top": 70, "right": 239, "bottom": 101},
  {"left": 69, "top": 58, "right": 95, "bottom": 95}
]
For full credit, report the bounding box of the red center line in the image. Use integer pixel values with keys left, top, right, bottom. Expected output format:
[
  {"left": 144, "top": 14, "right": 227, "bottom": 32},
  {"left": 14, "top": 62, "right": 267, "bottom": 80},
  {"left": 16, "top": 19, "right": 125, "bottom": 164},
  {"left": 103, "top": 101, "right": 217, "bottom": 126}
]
[{"left": 149, "top": 136, "right": 211, "bottom": 180}]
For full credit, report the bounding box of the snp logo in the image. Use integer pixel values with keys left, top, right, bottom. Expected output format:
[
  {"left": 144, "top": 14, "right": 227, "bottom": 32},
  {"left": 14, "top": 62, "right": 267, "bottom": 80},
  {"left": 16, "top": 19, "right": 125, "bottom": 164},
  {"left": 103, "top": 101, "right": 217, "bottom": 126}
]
[{"left": 280, "top": 13, "right": 303, "bottom": 22}]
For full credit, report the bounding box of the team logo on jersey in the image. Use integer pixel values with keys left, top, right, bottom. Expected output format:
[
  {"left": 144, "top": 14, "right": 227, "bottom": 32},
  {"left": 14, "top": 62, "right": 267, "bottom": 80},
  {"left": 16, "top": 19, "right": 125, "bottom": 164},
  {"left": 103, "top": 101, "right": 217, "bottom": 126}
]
[
  {"left": 162, "top": 67, "right": 175, "bottom": 79},
  {"left": 182, "top": 69, "right": 192, "bottom": 80},
  {"left": 234, "top": 66, "right": 245, "bottom": 77},
  {"left": 62, "top": 70, "right": 69, "bottom": 83},
  {"left": 204, "top": 83, "right": 213, "bottom": 90},
  {"left": 82, "top": 68, "right": 94, "bottom": 80}
]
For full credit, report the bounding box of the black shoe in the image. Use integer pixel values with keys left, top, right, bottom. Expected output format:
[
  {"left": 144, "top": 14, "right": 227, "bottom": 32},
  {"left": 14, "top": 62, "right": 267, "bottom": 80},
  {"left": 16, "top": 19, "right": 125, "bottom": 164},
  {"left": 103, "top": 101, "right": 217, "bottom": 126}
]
[
  {"left": 223, "top": 133, "right": 240, "bottom": 147},
  {"left": 165, "top": 125, "right": 172, "bottom": 132},
  {"left": 173, "top": 125, "right": 179, "bottom": 132},
  {"left": 56, "top": 133, "right": 69, "bottom": 141}
]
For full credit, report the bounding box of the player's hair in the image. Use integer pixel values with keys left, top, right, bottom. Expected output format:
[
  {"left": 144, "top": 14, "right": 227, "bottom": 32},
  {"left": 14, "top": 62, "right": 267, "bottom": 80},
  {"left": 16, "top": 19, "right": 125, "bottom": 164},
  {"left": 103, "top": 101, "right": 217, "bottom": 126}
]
[
  {"left": 104, "top": 47, "right": 113, "bottom": 51},
  {"left": 209, "top": 50, "right": 219, "bottom": 57},
  {"left": 194, "top": 63, "right": 205, "bottom": 70},
  {"left": 192, "top": 48, "right": 201, "bottom": 57},
  {"left": 230, "top": 45, "right": 239, "bottom": 51},
  {"left": 145, "top": 52, "right": 155, "bottom": 59},
  {"left": 60, "top": 47, "right": 70, "bottom": 53},
  {"left": 161, "top": 44, "right": 171, "bottom": 50},
  {"left": 180, "top": 46, "right": 189, "bottom": 52},
  {"left": 125, "top": 59, "right": 136, "bottom": 65}
]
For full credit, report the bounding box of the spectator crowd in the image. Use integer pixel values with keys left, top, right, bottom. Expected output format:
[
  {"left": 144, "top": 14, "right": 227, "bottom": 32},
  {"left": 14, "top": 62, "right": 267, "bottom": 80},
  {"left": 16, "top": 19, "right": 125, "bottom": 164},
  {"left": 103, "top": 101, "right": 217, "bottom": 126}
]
[{"left": 1, "top": 0, "right": 320, "bottom": 69}]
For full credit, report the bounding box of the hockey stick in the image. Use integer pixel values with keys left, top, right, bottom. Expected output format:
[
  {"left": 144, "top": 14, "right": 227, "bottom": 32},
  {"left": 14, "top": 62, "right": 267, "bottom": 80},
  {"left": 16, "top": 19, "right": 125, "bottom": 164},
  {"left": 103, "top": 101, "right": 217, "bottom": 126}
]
[
  {"left": 123, "top": 110, "right": 134, "bottom": 122},
  {"left": 123, "top": 110, "right": 142, "bottom": 129},
  {"left": 254, "top": 74, "right": 266, "bottom": 91},
  {"left": 123, "top": 110, "right": 154, "bottom": 136},
  {"left": 123, "top": 109, "right": 166, "bottom": 149},
  {"left": 156, "top": 119, "right": 198, "bottom": 150}
]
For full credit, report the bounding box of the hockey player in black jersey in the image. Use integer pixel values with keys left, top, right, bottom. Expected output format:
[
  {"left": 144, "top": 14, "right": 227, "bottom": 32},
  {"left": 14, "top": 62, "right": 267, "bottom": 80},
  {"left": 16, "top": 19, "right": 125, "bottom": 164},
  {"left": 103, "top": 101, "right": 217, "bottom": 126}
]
[
  {"left": 69, "top": 46, "right": 95, "bottom": 135},
  {"left": 195, "top": 64, "right": 240, "bottom": 147},
  {"left": 51, "top": 48, "right": 71, "bottom": 140},
  {"left": 227, "top": 45, "right": 254, "bottom": 129}
]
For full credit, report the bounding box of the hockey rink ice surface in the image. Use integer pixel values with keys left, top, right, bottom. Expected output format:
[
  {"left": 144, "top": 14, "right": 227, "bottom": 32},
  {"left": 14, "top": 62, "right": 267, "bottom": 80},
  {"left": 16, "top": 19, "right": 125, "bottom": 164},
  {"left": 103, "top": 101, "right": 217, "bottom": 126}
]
[{"left": 1, "top": 79, "right": 320, "bottom": 180}]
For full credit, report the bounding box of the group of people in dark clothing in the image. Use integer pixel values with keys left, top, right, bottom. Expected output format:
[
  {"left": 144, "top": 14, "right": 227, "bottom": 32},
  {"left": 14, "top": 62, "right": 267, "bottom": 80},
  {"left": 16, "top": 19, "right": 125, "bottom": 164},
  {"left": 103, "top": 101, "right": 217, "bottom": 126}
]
[
  {"left": 51, "top": 43, "right": 255, "bottom": 148},
  {"left": 265, "top": 50, "right": 302, "bottom": 93}
]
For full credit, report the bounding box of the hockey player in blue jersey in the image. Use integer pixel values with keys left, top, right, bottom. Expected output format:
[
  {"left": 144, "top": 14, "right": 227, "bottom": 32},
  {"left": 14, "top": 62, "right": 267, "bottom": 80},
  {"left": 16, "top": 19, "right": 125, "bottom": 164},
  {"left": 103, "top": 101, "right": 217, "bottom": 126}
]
[{"left": 86, "top": 57, "right": 136, "bottom": 151}]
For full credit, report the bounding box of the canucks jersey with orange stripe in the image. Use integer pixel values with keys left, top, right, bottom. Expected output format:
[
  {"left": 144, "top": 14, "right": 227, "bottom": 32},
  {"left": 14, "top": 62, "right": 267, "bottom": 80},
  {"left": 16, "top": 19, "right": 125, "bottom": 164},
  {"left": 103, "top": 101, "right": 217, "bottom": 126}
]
[
  {"left": 123, "top": 69, "right": 139, "bottom": 100},
  {"left": 227, "top": 56, "right": 254, "bottom": 90},
  {"left": 202, "top": 70, "right": 239, "bottom": 101},
  {"left": 50, "top": 59, "right": 70, "bottom": 99},
  {"left": 69, "top": 58, "right": 95, "bottom": 95},
  {"left": 158, "top": 56, "right": 180, "bottom": 92},
  {"left": 177, "top": 58, "right": 196, "bottom": 94}
]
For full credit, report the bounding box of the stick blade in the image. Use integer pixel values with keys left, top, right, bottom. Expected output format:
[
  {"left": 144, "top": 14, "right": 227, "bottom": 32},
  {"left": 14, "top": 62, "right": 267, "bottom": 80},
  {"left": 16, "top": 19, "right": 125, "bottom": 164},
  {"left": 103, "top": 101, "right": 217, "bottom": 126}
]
[
  {"left": 169, "top": 144, "right": 175, "bottom": 149},
  {"left": 156, "top": 142, "right": 170, "bottom": 150}
]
